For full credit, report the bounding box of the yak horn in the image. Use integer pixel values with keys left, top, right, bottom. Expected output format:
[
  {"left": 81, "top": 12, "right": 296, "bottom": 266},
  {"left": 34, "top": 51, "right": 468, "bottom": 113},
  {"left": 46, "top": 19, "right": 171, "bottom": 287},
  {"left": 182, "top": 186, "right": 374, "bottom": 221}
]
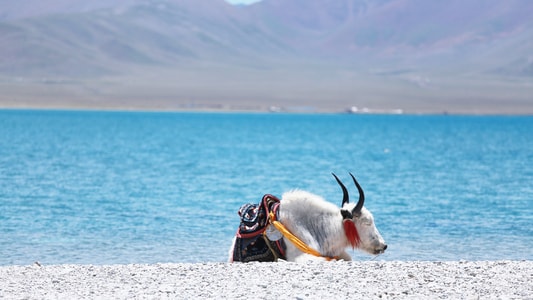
[
  {"left": 332, "top": 173, "right": 349, "bottom": 207},
  {"left": 350, "top": 172, "right": 365, "bottom": 214}
]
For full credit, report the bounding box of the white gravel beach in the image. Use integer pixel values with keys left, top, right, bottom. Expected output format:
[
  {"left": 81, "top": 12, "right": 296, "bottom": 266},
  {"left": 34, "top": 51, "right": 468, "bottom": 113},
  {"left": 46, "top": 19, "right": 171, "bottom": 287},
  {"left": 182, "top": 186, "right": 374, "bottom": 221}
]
[{"left": 0, "top": 260, "right": 531, "bottom": 299}]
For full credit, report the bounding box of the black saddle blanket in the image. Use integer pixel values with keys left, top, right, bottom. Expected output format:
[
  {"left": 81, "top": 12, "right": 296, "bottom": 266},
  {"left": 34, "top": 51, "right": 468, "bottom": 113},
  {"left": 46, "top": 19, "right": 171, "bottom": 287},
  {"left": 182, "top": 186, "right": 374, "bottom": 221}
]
[{"left": 231, "top": 194, "right": 286, "bottom": 262}]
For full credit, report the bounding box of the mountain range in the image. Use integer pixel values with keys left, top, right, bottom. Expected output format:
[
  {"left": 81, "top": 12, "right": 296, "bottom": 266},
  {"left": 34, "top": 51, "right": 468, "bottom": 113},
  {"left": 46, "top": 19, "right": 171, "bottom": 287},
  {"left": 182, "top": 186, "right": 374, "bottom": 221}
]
[{"left": 1, "top": 0, "right": 532, "bottom": 113}]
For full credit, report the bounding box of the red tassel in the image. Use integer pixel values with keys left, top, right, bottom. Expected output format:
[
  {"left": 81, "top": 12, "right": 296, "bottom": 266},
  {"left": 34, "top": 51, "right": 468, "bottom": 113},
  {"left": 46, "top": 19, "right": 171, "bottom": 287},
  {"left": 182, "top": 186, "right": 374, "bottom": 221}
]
[{"left": 343, "top": 219, "right": 360, "bottom": 249}]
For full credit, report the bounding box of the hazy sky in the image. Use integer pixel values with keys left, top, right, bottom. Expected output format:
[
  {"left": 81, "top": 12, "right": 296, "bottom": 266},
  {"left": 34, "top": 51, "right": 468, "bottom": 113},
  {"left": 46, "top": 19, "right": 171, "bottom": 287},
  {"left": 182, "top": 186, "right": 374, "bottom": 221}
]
[{"left": 225, "top": 0, "right": 262, "bottom": 4}]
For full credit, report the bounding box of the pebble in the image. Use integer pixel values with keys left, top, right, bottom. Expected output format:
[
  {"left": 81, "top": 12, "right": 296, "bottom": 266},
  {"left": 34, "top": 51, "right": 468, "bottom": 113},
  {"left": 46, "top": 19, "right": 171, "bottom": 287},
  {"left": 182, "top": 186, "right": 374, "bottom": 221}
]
[{"left": 0, "top": 261, "right": 531, "bottom": 299}]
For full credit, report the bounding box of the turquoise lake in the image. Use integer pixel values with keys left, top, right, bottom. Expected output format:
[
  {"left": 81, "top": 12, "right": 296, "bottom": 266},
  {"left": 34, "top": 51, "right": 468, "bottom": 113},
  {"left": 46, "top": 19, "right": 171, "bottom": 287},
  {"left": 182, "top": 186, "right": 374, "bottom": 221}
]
[{"left": 1, "top": 110, "right": 532, "bottom": 265}]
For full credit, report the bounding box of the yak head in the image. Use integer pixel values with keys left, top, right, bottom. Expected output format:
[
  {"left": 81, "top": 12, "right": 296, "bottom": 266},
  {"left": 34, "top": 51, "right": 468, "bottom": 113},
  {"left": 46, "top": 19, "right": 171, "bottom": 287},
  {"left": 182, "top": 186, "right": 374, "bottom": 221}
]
[{"left": 332, "top": 173, "right": 387, "bottom": 255}]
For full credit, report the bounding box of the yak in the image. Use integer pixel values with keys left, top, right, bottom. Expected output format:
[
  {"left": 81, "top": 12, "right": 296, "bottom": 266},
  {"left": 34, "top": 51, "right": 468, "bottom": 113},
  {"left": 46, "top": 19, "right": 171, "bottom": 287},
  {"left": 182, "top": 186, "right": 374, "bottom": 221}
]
[{"left": 229, "top": 173, "right": 387, "bottom": 262}]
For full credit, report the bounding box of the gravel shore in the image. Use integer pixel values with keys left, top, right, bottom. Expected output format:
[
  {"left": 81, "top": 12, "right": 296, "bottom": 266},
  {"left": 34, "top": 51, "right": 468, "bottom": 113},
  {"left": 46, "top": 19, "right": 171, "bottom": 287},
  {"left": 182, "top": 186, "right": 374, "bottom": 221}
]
[{"left": 1, "top": 260, "right": 531, "bottom": 299}]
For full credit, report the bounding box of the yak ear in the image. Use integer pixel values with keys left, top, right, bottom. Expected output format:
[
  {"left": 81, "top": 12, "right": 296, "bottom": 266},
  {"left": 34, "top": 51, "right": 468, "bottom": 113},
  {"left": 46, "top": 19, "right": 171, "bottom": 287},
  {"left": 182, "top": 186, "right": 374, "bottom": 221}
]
[
  {"left": 332, "top": 173, "right": 349, "bottom": 207},
  {"left": 350, "top": 172, "right": 365, "bottom": 214}
]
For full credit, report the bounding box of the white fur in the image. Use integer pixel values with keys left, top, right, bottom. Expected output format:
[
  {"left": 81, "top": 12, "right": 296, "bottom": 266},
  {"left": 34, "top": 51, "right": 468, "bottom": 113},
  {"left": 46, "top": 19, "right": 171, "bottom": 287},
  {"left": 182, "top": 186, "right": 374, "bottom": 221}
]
[{"left": 278, "top": 190, "right": 386, "bottom": 262}]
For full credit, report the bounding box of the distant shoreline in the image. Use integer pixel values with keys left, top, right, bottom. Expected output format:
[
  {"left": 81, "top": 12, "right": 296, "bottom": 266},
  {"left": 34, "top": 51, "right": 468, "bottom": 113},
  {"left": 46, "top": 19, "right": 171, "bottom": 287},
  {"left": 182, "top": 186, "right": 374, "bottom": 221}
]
[
  {"left": 2, "top": 72, "right": 532, "bottom": 116},
  {"left": 2, "top": 104, "right": 533, "bottom": 116},
  {"left": 1, "top": 261, "right": 531, "bottom": 299}
]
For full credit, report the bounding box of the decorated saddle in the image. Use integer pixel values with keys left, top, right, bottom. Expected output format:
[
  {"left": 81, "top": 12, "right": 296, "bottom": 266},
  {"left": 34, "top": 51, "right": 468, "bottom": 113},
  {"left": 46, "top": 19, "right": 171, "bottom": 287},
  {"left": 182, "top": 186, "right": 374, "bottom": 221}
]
[{"left": 230, "top": 194, "right": 286, "bottom": 262}]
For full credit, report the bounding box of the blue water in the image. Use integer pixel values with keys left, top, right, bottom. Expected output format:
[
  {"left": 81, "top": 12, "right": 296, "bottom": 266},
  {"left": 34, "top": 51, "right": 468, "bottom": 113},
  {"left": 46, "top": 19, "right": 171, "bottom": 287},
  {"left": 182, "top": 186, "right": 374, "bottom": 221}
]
[{"left": 1, "top": 110, "right": 532, "bottom": 265}]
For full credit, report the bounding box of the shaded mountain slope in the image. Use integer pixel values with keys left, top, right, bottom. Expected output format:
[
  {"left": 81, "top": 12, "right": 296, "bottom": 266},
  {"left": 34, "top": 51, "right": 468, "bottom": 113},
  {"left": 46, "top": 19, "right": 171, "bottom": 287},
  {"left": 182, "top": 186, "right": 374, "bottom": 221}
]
[{"left": 0, "top": 0, "right": 532, "bottom": 113}]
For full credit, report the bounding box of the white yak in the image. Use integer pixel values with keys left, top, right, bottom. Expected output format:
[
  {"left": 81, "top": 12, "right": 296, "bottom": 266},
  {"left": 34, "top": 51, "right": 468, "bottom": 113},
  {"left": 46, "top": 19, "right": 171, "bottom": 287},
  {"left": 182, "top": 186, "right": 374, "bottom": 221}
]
[{"left": 229, "top": 173, "right": 387, "bottom": 262}]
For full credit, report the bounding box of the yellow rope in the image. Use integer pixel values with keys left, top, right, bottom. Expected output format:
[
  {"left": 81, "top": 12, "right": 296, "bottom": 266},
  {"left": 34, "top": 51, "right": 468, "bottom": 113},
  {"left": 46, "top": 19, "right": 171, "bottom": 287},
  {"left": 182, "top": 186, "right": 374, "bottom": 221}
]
[
  {"left": 262, "top": 233, "right": 279, "bottom": 261},
  {"left": 269, "top": 211, "right": 338, "bottom": 260}
]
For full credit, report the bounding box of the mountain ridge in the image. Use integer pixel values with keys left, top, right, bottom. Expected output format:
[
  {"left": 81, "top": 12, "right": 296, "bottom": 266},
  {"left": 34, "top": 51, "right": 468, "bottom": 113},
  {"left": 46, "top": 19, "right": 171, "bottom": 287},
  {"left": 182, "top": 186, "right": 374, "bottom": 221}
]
[{"left": 1, "top": 0, "right": 532, "bottom": 113}]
